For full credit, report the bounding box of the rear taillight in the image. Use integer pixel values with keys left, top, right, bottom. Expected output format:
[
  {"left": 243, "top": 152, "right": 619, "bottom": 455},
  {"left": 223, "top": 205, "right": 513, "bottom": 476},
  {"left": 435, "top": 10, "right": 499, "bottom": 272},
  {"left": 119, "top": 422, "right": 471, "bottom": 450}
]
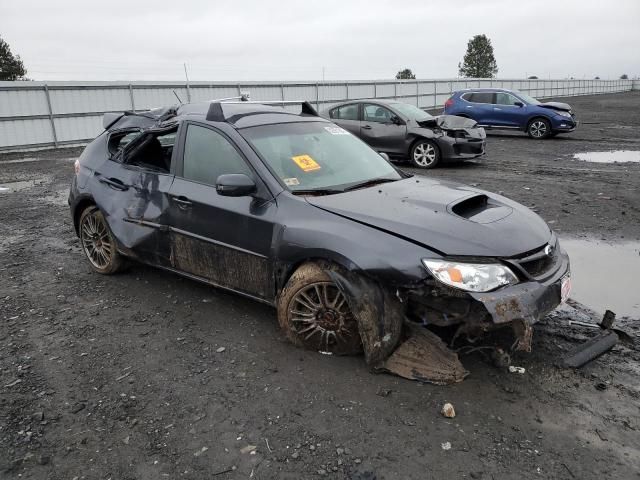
[
  {"left": 74, "top": 159, "right": 80, "bottom": 175},
  {"left": 444, "top": 98, "right": 454, "bottom": 108}
]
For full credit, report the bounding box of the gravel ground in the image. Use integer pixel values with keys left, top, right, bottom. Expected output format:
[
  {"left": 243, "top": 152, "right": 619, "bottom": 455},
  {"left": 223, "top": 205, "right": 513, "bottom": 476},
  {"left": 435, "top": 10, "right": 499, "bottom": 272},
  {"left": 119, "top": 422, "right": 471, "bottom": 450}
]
[{"left": 1, "top": 92, "right": 639, "bottom": 480}]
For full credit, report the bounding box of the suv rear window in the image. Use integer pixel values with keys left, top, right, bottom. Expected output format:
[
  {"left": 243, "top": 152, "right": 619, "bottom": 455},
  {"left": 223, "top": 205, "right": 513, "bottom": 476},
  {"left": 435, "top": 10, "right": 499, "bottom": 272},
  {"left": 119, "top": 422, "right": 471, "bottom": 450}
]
[{"left": 463, "top": 92, "right": 494, "bottom": 104}]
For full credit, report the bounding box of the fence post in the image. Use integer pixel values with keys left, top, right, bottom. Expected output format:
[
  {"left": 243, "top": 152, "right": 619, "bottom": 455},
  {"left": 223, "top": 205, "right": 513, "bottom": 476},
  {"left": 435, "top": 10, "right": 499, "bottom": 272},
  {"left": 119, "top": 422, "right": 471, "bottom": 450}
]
[
  {"left": 128, "top": 84, "right": 136, "bottom": 112},
  {"left": 280, "top": 83, "right": 285, "bottom": 103},
  {"left": 374, "top": 81, "right": 377, "bottom": 98},
  {"left": 415, "top": 81, "right": 419, "bottom": 106},
  {"left": 315, "top": 82, "right": 319, "bottom": 112},
  {"left": 43, "top": 84, "right": 58, "bottom": 148},
  {"left": 394, "top": 82, "right": 397, "bottom": 100},
  {"left": 346, "top": 82, "right": 349, "bottom": 100},
  {"left": 433, "top": 81, "right": 437, "bottom": 109}
]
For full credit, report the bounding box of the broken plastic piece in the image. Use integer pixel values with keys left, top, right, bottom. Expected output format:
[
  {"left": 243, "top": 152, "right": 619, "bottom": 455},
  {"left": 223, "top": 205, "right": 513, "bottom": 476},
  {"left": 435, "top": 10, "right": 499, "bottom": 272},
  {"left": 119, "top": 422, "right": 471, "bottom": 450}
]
[{"left": 379, "top": 327, "right": 468, "bottom": 385}]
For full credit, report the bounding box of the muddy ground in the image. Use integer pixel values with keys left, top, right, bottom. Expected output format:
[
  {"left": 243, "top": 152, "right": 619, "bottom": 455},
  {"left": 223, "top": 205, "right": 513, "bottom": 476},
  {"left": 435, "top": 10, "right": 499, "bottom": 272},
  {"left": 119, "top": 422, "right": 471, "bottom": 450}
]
[{"left": 1, "top": 92, "right": 639, "bottom": 480}]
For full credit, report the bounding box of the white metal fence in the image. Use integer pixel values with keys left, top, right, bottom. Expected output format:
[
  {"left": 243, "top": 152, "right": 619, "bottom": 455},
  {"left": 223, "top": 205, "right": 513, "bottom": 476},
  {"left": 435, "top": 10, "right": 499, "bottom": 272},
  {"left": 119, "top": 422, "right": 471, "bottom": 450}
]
[{"left": 0, "top": 78, "right": 635, "bottom": 151}]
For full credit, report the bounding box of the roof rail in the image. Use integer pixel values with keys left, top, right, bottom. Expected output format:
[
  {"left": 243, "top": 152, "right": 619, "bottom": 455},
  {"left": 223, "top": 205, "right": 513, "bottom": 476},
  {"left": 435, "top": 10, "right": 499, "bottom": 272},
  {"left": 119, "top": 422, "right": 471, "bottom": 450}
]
[{"left": 206, "top": 100, "right": 319, "bottom": 122}]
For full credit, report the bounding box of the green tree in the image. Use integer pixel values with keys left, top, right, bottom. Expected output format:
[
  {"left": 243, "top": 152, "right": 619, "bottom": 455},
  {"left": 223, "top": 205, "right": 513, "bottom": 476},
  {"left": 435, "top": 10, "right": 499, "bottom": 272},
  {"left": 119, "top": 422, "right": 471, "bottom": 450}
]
[
  {"left": 458, "top": 35, "right": 498, "bottom": 78},
  {"left": 0, "top": 36, "right": 27, "bottom": 80},
  {"left": 620, "top": 74, "right": 628, "bottom": 79},
  {"left": 395, "top": 68, "right": 416, "bottom": 80}
]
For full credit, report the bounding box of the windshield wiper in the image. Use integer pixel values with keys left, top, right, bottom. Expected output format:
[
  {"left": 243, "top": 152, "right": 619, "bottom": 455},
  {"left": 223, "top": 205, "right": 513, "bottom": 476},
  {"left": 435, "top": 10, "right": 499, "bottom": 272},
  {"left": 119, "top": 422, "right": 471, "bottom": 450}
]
[
  {"left": 343, "top": 177, "right": 399, "bottom": 192},
  {"left": 291, "top": 188, "right": 344, "bottom": 196}
]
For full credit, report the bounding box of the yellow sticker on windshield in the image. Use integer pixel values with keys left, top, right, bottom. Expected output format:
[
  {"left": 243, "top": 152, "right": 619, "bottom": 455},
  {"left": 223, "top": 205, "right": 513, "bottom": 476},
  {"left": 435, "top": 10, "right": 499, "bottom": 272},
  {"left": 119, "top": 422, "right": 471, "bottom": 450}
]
[{"left": 291, "top": 154, "right": 321, "bottom": 172}]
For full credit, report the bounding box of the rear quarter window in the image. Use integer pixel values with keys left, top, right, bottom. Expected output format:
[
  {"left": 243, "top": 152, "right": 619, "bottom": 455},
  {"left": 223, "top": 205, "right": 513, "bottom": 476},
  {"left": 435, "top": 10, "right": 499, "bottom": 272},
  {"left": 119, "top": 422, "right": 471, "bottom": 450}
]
[{"left": 465, "top": 92, "right": 494, "bottom": 104}]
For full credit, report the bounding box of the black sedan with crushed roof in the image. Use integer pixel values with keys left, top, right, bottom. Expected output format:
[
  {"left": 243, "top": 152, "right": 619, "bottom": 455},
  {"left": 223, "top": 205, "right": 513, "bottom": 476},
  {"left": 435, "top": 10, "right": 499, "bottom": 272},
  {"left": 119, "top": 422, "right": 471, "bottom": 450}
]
[
  {"left": 323, "top": 99, "right": 486, "bottom": 169},
  {"left": 69, "top": 99, "right": 570, "bottom": 379}
]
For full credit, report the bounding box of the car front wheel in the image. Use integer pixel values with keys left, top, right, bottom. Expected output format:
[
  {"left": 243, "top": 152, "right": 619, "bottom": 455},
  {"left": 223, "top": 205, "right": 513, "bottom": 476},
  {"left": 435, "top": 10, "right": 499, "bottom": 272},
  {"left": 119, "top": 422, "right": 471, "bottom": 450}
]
[
  {"left": 79, "top": 206, "right": 125, "bottom": 274},
  {"left": 277, "top": 262, "right": 362, "bottom": 355},
  {"left": 410, "top": 139, "right": 440, "bottom": 168},
  {"left": 527, "top": 118, "right": 551, "bottom": 139}
]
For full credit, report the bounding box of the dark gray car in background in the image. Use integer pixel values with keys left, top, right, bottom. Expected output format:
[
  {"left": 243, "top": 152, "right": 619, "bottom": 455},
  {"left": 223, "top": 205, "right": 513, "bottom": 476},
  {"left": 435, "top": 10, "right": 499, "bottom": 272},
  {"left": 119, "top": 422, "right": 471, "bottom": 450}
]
[{"left": 322, "top": 99, "right": 486, "bottom": 168}]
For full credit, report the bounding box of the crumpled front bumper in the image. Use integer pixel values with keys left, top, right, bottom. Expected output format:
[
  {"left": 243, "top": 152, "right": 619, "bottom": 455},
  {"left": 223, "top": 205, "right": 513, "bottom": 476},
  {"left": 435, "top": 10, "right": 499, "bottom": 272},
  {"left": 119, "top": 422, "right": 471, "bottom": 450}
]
[{"left": 471, "top": 248, "right": 570, "bottom": 326}]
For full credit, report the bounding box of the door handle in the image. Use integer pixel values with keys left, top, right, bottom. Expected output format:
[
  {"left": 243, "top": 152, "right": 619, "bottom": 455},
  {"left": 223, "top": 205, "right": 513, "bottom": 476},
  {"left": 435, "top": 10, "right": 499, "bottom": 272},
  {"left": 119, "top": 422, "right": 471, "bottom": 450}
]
[
  {"left": 172, "top": 196, "right": 192, "bottom": 209},
  {"left": 98, "top": 176, "right": 128, "bottom": 191},
  {"left": 362, "top": 125, "right": 372, "bottom": 130}
]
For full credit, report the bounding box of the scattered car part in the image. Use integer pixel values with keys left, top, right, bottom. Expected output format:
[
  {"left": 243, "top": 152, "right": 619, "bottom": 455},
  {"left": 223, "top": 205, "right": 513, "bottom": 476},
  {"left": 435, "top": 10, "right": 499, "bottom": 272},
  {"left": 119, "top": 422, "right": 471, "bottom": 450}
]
[{"left": 561, "top": 331, "right": 619, "bottom": 368}]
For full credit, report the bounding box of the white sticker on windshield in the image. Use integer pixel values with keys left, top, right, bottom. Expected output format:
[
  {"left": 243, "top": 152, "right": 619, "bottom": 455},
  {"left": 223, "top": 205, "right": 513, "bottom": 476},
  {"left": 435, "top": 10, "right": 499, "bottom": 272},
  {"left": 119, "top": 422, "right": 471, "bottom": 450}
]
[
  {"left": 324, "top": 126, "right": 350, "bottom": 135},
  {"left": 283, "top": 177, "right": 300, "bottom": 186}
]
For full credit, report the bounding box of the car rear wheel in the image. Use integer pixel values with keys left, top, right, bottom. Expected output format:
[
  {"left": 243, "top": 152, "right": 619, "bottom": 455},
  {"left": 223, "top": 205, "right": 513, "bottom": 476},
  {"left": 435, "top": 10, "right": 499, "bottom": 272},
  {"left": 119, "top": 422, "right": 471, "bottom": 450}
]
[
  {"left": 410, "top": 139, "right": 440, "bottom": 168},
  {"left": 79, "top": 206, "right": 125, "bottom": 274},
  {"left": 527, "top": 118, "right": 551, "bottom": 139},
  {"left": 277, "top": 262, "right": 362, "bottom": 355}
]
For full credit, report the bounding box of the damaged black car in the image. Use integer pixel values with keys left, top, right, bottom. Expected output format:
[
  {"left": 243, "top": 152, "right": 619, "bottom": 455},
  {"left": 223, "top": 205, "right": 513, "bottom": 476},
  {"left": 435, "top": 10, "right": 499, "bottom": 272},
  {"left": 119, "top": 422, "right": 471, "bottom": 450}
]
[
  {"left": 323, "top": 99, "right": 486, "bottom": 168},
  {"left": 69, "top": 99, "right": 570, "bottom": 383}
]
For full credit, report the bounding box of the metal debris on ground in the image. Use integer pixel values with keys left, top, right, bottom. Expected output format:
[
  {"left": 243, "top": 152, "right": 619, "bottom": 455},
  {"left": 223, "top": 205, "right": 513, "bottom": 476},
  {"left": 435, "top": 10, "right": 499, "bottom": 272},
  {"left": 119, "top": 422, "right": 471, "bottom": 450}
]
[{"left": 508, "top": 366, "right": 526, "bottom": 374}]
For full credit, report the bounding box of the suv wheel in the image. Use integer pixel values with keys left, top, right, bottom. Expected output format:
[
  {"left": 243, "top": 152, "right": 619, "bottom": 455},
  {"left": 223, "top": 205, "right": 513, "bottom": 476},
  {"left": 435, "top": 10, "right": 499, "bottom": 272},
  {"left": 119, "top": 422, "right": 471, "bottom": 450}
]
[{"left": 527, "top": 118, "right": 551, "bottom": 139}]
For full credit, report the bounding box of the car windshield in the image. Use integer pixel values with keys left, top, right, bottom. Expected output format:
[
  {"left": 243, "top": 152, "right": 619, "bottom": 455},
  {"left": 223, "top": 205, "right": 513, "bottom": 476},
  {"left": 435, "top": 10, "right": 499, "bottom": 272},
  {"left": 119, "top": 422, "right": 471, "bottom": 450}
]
[
  {"left": 392, "top": 103, "right": 433, "bottom": 121},
  {"left": 514, "top": 91, "right": 540, "bottom": 105},
  {"left": 241, "top": 122, "right": 402, "bottom": 193}
]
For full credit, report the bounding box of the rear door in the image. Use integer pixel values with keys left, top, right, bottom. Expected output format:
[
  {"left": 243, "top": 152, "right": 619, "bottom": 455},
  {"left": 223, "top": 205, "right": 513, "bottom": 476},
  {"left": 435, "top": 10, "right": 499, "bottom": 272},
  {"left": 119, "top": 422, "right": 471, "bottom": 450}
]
[
  {"left": 460, "top": 92, "right": 494, "bottom": 125},
  {"left": 490, "top": 92, "right": 525, "bottom": 127},
  {"left": 167, "top": 122, "right": 276, "bottom": 300},
  {"left": 327, "top": 104, "right": 361, "bottom": 136},
  {"left": 93, "top": 127, "right": 177, "bottom": 267},
  {"left": 360, "top": 103, "right": 407, "bottom": 154}
]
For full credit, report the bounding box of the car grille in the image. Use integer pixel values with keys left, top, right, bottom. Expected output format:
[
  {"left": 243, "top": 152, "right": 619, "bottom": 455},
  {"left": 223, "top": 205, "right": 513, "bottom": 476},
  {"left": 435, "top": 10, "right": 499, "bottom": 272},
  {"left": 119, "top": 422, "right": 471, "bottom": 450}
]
[{"left": 511, "top": 243, "right": 559, "bottom": 279}]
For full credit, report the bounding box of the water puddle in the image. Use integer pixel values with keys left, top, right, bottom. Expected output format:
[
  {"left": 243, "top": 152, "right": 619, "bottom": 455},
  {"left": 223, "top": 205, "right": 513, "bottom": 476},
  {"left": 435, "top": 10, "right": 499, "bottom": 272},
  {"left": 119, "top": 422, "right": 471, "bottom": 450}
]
[
  {"left": 573, "top": 150, "right": 640, "bottom": 163},
  {"left": 561, "top": 238, "right": 640, "bottom": 318}
]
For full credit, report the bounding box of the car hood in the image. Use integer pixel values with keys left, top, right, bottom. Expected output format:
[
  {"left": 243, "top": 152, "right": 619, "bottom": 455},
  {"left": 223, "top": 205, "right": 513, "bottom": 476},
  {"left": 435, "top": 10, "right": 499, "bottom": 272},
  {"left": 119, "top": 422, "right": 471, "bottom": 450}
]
[
  {"left": 416, "top": 115, "right": 479, "bottom": 130},
  {"left": 539, "top": 101, "right": 572, "bottom": 112},
  {"left": 305, "top": 178, "right": 551, "bottom": 258}
]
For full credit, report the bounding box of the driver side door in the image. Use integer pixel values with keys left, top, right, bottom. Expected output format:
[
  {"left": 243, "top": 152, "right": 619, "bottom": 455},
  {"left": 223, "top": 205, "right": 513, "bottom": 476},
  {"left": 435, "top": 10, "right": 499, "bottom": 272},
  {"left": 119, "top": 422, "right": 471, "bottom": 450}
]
[
  {"left": 167, "top": 122, "right": 277, "bottom": 300},
  {"left": 360, "top": 103, "right": 407, "bottom": 154}
]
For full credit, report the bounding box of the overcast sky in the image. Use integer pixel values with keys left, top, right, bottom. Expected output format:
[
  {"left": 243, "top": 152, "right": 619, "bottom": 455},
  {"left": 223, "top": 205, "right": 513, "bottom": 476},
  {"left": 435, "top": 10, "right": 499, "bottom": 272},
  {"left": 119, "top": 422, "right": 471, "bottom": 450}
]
[{"left": 1, "top": 0, "right": 639, "bottom": 81}]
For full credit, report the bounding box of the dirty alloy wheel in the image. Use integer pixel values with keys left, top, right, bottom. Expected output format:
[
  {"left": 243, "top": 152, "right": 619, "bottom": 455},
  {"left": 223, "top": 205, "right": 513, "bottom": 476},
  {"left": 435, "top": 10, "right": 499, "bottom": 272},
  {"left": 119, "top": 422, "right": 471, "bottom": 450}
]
[
  {"left": 79, "top": 206, "right": 125, "bottom": 274},
  {"left": 527, "top": 118, "right": 551, "bottom": 139},
  {"left": 410, "top": 140, "right": 440, "bottom": 168},
  {"left": 277, "top": 263, "right": 362, "bottom": 355}
]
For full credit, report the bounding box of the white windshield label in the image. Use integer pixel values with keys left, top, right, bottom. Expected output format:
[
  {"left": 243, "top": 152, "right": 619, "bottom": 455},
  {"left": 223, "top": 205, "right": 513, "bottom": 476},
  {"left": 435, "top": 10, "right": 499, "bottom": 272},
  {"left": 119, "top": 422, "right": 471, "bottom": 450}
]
[{"left": 324, "top": 126, "right": 350, "bottom": 135}]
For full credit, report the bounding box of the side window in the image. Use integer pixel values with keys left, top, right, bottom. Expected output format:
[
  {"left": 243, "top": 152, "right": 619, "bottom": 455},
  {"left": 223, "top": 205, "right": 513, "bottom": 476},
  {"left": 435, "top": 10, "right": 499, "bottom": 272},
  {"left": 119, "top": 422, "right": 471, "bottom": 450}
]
[
  {"left": 363, "top": 104, "right": 393, "bottom": 123},
  {"left": 123, "top": 129, "right": 176, "bottom": 172},
  {"left": 468, "top": 92, "right": 494, "bottom": 104},
  {"left": 108, "top": 130, "right": 140, "bottom": 157},
  {"left": 331, "top": 104, "right": 359, "bottom": 121},
  {"left": 495, "top": 93, "right": 520, "bottom": 106},
  {"left": 461, "top": 92, "right": 473, "bottom": 102},
  {"left": 182, "top": 124, "right": 251, "bottom": 186}
]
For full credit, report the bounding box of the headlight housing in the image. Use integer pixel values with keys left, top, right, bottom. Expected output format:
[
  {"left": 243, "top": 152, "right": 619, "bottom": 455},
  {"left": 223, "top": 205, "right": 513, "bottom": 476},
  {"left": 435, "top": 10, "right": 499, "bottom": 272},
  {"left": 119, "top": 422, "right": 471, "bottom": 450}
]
[
  {"left": 422, "top": 259, "right": 518, "bottom": 292},
  {"left": 555, "top": 110, "right": 572, "bottom": 118}
]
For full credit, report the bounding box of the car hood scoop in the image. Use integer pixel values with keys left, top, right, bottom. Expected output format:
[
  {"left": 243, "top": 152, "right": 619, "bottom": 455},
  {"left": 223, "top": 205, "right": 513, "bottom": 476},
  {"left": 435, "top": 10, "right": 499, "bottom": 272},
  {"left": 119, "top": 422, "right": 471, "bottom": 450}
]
[
  {"left": 306, "top": 178, "right": 550, "bottom": 257},
  {"left": 539, "top": 101, "right": 572, "bottom": 112},
  {"left": 449, "top": 194, "right": 513, "bottom": 224}
]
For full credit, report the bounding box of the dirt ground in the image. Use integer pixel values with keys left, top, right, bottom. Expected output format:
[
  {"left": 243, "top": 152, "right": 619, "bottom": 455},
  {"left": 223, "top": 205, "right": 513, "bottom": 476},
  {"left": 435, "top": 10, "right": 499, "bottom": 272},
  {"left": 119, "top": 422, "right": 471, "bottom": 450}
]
[{"left": 1, "top": 92, "right": 639, "bottom": 480}]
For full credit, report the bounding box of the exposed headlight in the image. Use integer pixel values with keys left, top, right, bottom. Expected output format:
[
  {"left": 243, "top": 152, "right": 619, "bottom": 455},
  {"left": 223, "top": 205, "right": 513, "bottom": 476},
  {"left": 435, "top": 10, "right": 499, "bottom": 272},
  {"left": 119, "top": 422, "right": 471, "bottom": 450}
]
[
  {"left": 422, "top": 259, "right": 518, "bottom": 292},
  {"left": 555, "top": 110, "right": 572, "bottom": 118}
]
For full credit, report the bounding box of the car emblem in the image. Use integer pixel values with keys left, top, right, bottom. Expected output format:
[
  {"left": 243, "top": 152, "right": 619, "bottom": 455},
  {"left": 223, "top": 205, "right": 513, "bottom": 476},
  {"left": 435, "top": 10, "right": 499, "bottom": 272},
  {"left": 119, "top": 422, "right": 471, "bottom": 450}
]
[{"left": 544, "top": 244, "right": 554, "bottom": 257}]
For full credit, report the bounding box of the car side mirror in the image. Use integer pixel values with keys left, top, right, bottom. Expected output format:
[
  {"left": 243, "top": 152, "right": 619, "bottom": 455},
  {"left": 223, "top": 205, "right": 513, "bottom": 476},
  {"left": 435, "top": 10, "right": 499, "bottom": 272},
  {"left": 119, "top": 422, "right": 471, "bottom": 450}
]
[
  {"left": 514, "top": 101, "right": 524, "bottom": 107},
  {"left": 379, "top": 152, "right": 390, "bottom": 162},
  {"left": 216, "top": 173, "right": 256, "bottom": 197}
]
